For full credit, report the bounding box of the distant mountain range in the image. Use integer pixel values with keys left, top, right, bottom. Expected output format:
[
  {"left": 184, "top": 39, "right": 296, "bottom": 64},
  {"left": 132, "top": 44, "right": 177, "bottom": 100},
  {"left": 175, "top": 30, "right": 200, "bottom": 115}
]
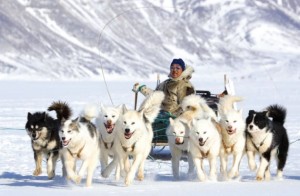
[{"left": 0, "top": 0, "right": 300, "bottom": 80}]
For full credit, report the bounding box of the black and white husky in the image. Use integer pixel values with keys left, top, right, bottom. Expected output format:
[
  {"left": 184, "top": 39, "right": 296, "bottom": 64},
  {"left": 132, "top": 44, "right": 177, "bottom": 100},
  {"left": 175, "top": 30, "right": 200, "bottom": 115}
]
[
  {"left": 245, "top": 104, "right": 289, "bottom": 181},
  {"left": 59, "top": 105, "right": 100, "bottom": 187},
  {"left": 25, "top": 101, "right": 72, "bottom": 179}
]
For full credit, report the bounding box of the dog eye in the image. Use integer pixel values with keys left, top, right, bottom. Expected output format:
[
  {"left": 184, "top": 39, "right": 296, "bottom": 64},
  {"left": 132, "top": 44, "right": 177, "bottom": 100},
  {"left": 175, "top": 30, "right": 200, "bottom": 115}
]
[
  {"left": 123, "top": 121, "right": 126, "bottom": 125},
  {"left": 104, "top": 115, "right": 108, "bottom": 117},
  {"left": 68, "top": 130, "right": 71, "bottom": 133},
  {"left": 233, "top": 120, "right": 237, "bottom": 123},
  {"left": 131, "top": 122, "right": 135, "bottom": 125},
  {"left": 112, "top": 115, "right": 115, "bottom": 118},
  {"left": 180, "top": 131, "right": 184, "bottom": 134},
  {"left": 196, "top": 132, "right": 199, "bottom": 135},
  {"left": 173, "top": 132, "right": 176, "bottom": 135},
  {"left": 225, "top": 120, "right": 229, "bottom": 123},
  {"left": 204, "top": 131, "right": 207, "bottom": 134}
]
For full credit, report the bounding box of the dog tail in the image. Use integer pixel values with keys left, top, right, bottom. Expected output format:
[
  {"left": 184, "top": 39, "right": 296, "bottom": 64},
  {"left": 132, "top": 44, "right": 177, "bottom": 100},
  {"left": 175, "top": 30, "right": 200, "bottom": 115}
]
[
  {"left": 81, "top": 103, "right": 99, "bottom": 122},
  {"left": 266, "top": 104, "right": 286, "bottom": 125},
  {"left": 48, "top": 101, "right": 72, "bottom": 121},
  {"left": 218, "top": 95, "right": 243, "bottom": 113},
  {"left": 138, "top": 91, "right": 165, "bottom": 124},
  {"left": 181, "top": 94, "right": 217, "bottom": 121}
]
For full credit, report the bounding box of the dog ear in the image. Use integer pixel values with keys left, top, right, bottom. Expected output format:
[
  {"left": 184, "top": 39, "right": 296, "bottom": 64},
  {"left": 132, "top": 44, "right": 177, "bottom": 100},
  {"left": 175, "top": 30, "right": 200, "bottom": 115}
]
[
  {"left": 116, "top": 104, "right": 124, "bottom": 113},
  {"left": 263, "top": 111, "right": 268, "bottom": 116},
  {"left": 238, "top": 109, "right": 243, "bottom": 115},
  {"left": 42, "top": 112, "right": 47, "bottom": 120},
  {"left": 191, "top": 118, "right": 197, "bottom": 127},
  {"left": 122, "top": 104, "right": 128, "bottom": 114},
  {"left": 248, "top": 110, "right": 255, "bottom": 116},
  {"left": 27, "top": 112, "right": 32, "bottom": 119},
  {"left": 100, "top": 103, "right": 104, "bottom": 112}
]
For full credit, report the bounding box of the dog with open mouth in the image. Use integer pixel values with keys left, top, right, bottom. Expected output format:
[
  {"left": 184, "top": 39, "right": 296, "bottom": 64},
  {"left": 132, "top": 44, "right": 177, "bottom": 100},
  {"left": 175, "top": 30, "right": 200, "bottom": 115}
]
[
  {"left": 166, "top": 94, "right": 217, "bottom": 180},
  {"left": 25, "top": 101, "right": 72, "bottom": 179},
  {"left": 95, "top": 104, "right": 125, "bottom": 174},
  {"left": 245, "top": 104, "right": 289, "bottom": 181},
  {"left": 189, "top": 117, "right": 221, "bottom": 182},
  {"left": 101, "top": 91, "right": 164, "bottom": 186},
  {"left": 218, "top": 95, "right": 246, "bottom": 180},
  {"left": 59, "top": 104, "right": 100, "bottom": 187}
]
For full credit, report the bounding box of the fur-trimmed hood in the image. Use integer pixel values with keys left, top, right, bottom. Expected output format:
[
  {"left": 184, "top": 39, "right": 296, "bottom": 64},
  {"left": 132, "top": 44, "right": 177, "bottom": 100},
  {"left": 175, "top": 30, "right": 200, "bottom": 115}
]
[{"left": 168, "top": 65, "right": 194, "bottom": 81}]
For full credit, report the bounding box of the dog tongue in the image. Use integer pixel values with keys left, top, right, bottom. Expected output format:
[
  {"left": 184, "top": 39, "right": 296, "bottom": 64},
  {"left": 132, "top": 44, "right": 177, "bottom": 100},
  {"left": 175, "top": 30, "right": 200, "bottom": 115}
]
[
  {"left": 124, "top": 132, "right": 132, "bottom": 139},
  {"left": 105, "top": 123, "right": 114, "bottom": 133}
]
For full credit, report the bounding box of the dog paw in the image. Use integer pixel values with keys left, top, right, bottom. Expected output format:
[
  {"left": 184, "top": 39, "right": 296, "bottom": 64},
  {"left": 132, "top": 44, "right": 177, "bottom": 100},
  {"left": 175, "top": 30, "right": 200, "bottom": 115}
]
[
  {"left": 198, "top": 174, "right": 206, "bottom": 182},
  {"left": 256, "top": 176, "right": 263, "bottom": 181},
  {"left": 137, "top": 172, "right": 144, "bottom": 181},
  {"left": 33, "top": 168, "right": 42, "bottom": 176},
  {"left": 74, "top": 176, "right": 82, "bottom": 184},
  {"left": 101, "top": 171, "right": 109, "bottom": 178},
  {"left": 228, "top": 170, "right": 238, "bottom": 179},
  {"left": 47, "top": 171, "right": 55, "bottom": 179},
  {"left": 125, "top": 177, "right": 132, "bottom": 186}
]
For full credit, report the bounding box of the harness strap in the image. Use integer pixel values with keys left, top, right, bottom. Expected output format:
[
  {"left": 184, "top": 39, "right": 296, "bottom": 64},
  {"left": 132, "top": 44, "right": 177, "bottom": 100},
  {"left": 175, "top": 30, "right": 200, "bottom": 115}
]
[
  {"left": 222, "top": 139, "right": 235, "bottom": 153},
  {"left": 250, "top": 133, "right": 269, "bottom": 151},
  {"left": 100, "top": 134, "right": 114, "bottom": 150},
  {"left": 122, "top": 142, "right": 136, "bottom": 152},
  {"left": 67, "top": 143, "right": 85, "bottom": 158},
  {"left": 200, "top": 149, "right": 210, "bottom": 159}
]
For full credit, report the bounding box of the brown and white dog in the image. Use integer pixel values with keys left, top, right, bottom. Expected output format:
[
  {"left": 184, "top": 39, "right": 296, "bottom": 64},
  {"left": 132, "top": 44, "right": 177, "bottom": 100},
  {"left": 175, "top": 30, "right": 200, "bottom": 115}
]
[{"left": 25, "top": 101, "right": 71, "bottom": 179}]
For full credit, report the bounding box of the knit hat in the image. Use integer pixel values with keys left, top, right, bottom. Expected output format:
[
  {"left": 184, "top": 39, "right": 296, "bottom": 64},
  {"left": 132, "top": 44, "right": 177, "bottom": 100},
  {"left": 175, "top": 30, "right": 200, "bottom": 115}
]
[{"left": 170, "top": 58, "right": 185, "bottom": 71}]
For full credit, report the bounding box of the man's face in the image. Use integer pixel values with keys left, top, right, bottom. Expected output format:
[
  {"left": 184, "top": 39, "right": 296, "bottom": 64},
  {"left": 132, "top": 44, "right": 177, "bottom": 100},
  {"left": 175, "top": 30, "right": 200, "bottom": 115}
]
[{"left": 170, "top": 64, "right": 183, "bottom": 78}]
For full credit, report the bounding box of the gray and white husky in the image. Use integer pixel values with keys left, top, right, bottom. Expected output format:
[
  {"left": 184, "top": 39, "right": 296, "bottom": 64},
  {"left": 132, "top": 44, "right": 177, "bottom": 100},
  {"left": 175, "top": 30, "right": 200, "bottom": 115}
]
[{"left": 59, "top": 105, "right": 100, "bottom": 187}]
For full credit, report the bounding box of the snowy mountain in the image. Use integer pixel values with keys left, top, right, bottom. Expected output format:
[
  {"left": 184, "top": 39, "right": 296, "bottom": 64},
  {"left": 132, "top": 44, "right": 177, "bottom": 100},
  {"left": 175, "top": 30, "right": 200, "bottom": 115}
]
[{"left": 0, "top": 0, "right": 300, "bottom": 80}]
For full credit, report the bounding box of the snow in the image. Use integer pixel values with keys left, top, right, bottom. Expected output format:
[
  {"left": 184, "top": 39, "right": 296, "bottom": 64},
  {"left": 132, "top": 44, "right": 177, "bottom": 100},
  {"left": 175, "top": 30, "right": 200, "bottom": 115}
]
[{"left": 0, "top": 77, "right": 300, "bottom": 195}]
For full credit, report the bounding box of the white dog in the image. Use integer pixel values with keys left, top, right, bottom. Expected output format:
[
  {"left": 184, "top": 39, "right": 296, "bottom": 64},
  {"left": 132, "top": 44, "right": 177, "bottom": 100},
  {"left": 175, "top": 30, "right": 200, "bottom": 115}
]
[
  {"left": 218, "top": 95, "right": 246, "bottom": 180},
  {"left": 166, "top": 94, "right": 217, "bottom": 180},
  {"left": 167, "top": 117, "right": 194, "bottom": 180},
  {"left": 189, "top": 118, "right": 221, "bottom": 181},
  {"left": 59, "top": 105, "right": 100, "bottom": 187},
  {"left": 95, "top": 104, "right": 124, "bottom": 173},
  {"left": 102, "top": 91, "right": 164, "bottom": 186}
]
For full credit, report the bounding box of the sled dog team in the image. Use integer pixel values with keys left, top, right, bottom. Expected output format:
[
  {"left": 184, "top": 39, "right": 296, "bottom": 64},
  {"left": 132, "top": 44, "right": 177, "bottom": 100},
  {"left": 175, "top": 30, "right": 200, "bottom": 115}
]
[{"left": 25, "top": 92, "right": 289, "bottom": 186}]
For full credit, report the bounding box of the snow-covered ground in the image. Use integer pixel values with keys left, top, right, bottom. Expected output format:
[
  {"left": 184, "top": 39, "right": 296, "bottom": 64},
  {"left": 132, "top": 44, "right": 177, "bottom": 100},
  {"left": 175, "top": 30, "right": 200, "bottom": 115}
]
[{"left": 0, "top": 77, "right": 300, "bottom": 195}]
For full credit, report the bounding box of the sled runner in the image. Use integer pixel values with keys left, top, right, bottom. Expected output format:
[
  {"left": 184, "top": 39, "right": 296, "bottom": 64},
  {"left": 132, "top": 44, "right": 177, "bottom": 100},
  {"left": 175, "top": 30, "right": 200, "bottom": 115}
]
[{"left": 151, "top": 75, "right": 235, "bottom": 148}]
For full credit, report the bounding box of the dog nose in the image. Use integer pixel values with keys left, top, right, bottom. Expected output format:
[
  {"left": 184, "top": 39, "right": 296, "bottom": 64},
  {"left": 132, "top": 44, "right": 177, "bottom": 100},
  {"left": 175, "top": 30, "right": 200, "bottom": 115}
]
[
  {"left": 199, "top": 138, "right": 203, "bottom": 143},
  {"left": 125, "top": 128, "right": 130, "bottom": 133},
  {"left": 107, "top": 120, "right": 112, "bottom": 124},
  {"left": 228, "top": 125, "right": 232, "bottom": 129},
  {"left": 249, "top": 125, "right": 253, "bottom": 130},
  {"left": 32, "top": 133, "right": 36, "bottom": 138},
  {"left": 61, "top": 137, "right": 66, "bottom": 141}
]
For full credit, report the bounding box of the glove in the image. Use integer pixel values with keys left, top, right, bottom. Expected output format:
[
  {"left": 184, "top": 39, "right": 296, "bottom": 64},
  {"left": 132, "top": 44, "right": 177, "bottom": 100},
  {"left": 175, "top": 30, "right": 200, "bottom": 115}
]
[{"left": 132, "top": 83, "right": 146, "bottom": 93}]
